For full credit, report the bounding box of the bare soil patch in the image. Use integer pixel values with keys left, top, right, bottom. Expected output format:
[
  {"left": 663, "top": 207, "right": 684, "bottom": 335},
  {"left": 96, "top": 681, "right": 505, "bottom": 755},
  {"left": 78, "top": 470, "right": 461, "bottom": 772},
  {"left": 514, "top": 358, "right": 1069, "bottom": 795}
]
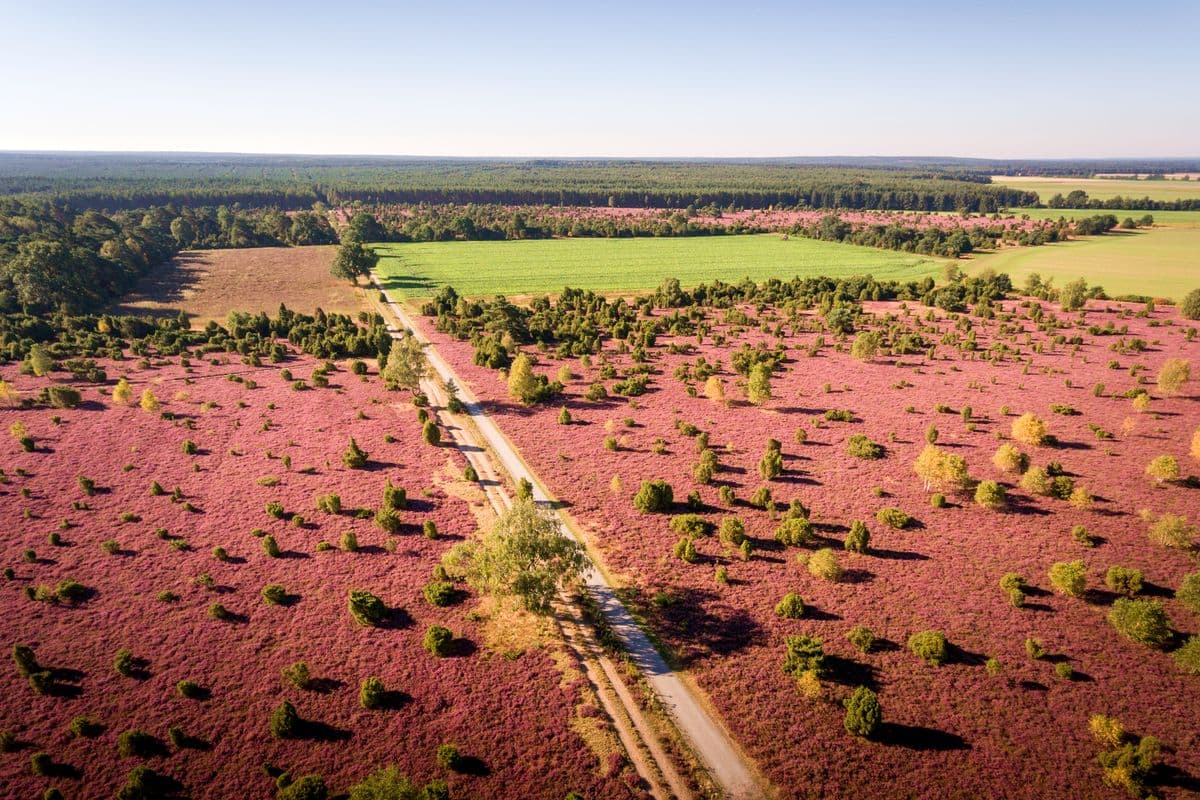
[{"left": 114, "top": 246, "right": 368, "bottom": 324}]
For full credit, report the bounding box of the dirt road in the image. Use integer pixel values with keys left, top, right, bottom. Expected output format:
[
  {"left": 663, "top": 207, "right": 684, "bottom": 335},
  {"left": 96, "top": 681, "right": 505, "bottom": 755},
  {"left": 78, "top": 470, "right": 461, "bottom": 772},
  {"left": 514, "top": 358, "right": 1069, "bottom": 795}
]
[{"left": 372, "top": 277, "right": 764, "bottom": 800}]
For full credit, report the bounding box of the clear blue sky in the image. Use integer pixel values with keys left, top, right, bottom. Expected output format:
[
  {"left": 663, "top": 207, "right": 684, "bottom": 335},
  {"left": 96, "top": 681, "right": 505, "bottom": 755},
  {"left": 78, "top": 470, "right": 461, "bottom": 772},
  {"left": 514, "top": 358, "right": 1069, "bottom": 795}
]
[{"left": 2, "top": 0, "right": 1196, "bottom": 158}]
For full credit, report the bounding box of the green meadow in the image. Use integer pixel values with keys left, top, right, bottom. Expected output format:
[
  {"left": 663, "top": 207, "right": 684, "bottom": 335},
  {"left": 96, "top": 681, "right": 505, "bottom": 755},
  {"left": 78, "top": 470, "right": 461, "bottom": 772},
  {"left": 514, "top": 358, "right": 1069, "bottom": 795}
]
[
  {"left": 995, "top": 175, "right": 1200, "bottom": 203},
  {"left": 966, "top": 226, "right": 1200, "bottom": 300},
  {"left": 373, "top": 234, "right": 946, "bottom": 299}
]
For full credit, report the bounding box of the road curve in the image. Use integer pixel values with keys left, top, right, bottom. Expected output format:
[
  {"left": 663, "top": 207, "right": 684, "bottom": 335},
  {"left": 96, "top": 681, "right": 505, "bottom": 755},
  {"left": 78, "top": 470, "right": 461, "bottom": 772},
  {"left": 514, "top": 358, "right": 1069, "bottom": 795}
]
[{"left": 371, "top": 277, "right": 764, "bottom": 800}]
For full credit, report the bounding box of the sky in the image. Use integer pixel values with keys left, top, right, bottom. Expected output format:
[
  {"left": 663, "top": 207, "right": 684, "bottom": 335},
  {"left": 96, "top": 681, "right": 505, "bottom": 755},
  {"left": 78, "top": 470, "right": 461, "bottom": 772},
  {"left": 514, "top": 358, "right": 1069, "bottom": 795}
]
[{"left": 1, "top": 0, "right": 1197, "bottom": 159}]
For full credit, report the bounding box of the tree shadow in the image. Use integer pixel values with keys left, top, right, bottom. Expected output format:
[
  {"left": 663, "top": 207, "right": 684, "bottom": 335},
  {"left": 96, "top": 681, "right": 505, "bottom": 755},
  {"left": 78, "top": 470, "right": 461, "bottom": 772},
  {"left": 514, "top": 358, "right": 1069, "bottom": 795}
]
[
  {"left": 870, "top": 547, "right": 929, "bottom": 561},
  {"left": 825, "top": 655, "right": 878, "bottom": 690},
  {"left": 877, "top": 723, "right": 970, "bottom": 751},
  {"left": 298, "top": 719, "right": 352, "bottom": 742},
  {"left": 452, "top": 756, "right": 490, "bottom": 776},
  {"left": 307, "top": 677, "right": 345, "bottom": 694}
]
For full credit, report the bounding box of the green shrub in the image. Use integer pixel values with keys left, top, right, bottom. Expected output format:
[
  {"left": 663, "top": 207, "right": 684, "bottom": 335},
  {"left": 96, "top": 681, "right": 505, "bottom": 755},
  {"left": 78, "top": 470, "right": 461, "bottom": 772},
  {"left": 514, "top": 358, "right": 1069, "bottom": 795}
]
[
  {"left": 846, "top": 434, "right": 884, "bottom": 460},
  {"left": 117, "top": 728, "right": 160, "bottom": 758},
  {"left": 315, "top": 494, "right": 341, "bottom": 514},
  {"left": 45, "top": 385, "right": 82, "bottom": 409},
  {"left": 1055, "top": 662, "right": 1074, "bottom": 680},
  {"left": 261, "top": 584, "right": 289, "bottom": 605},
  {"left": 846, "top": 625, "right": 875, "bottom": 654},
  {"left": 808, "top": 548, "right": 842, "bottom": 582},
  {"left": 436, "top": 743, "right": 462, "bottom": 771},
  {"left": 176, "top": 679, "right": 205, "bottom": 699},
  {"left": 1025, "top": 637, "right": 1046, "bottom": 659},
  {"left": 907, "top": 630, "right": 948, "bottom": 666},
  {"left": 181, "top": 439, "right": 198, "bottom": 455},
  {"left": 774, "top": 517, "right": 813, "bottom": 547},
  {"left": 717, "top": 517, "right": 746, "bottom": 548},
  {"left": 1177, "top": 572, "right": 1200, "bottom": 614},
  {"left": 359, "top": 677, "right": 386, "bottom": 710},
  {"left": 673, "top": 536, "right": 698, "bottom": 563},
  {"left": 1108, "top": 597, "right": 1172, "bottom": 649},
  {"left": 1105, "top": 566, "right": 1144, "bottom": 597},
  {"left": 633, "top": 480, "right": 673, "bottom": 513},
  {"left": 207, "top": 602, "right": 231, "bottom": 621},
  {"left": 374, "top": 506, "right": 402, "bottom": 534},
  {"left": 843, "top": 686, "right": 881, "bottom": 737},
  {"left": 114, "top": 648, "right": 135, "bottom": 677},
  {"left": 277, "top": 775, "right": 328, "bottom": 800},
  {"left": 423, "top": 580, "right": 457, "bottom": 607},
  {"left": 1097, "top": 734, "right": 1162, "bottom": 798},
  {"left": 1000, "top": 573, "right": 1027, "bottom": 607},
  {"left": 1174, "top": 635, "right": 1200, "bottom": 675},
  {"left": 262, "top": 535, "right": 281, "bottom": 558},
  {"left": 1048, "top": 560, "right": 1087, "bottom": 598},
  {"left": 69, "top": 715, "right": 104, "bottom": 738},
  {"left": 382, "top": 480, "right": 407, "bottom": 510},
  {"left": 749, "top": 485, "right": 773, "bottom": 510},
  {"left": 844, "top": 520, "right": 870, "bottom": 553},
  {"left": 775, "top": 593, "right": 805, "bottom": 619},
  {"left": 348, "top": 590, "right": 388, "bottom": 626},
  {"left": 282, "top": 661, "right": 312, "bottom": 690},
  {"left": 423, "top": 625, "right": 454, "bottom": 657},
  {"left": 875, "top": 507, "right": 910, "bottom": 529},
  {"left": 30, "top": 751, "right": 52, "bottom": 776},
  {"left": 669, "top": 514, "right": 712, "bottom": 537},
  {"left": 343, "top": 438, "right": 369, "bottom": 468},
  {"left": 339, "top": 531, "right": 358, "bottom": 553},
  {"left": 974, "top": 480, "right": 1006, "bottom": 510},
  {"left": 269, "top": 700, "right": 301, "bottom": 738},
  {"left": 930, "top": 493, "right": 946, "bottom": 508},
  {"left": 781, "top": 634, "right": 826, "bottom": 678}
]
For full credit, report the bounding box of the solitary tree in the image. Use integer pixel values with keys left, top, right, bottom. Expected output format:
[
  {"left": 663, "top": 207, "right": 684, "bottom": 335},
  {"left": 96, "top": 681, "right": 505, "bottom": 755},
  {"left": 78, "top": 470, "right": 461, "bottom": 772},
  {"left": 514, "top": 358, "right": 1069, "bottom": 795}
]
[
  {"left": 453, "top": 498, "right": 586, "bottom": 614},
  {"left": 747, "top": 363, "right": 772, "bottom": 406},
  {"left": 382, "top": 334, "right": 427, "bottom": 394},
  {"left": 330, "top": 240, "right": 379, "bottom": 284},
  {"left": 507, "top": 353, "right": 538, "bottom": 404}
]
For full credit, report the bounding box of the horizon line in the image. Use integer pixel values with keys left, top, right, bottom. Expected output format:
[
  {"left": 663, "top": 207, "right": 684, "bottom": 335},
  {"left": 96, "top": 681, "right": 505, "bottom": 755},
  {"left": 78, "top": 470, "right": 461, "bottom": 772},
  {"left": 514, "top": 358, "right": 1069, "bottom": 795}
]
[{"left": 3, "top": 149, "right": 1199, "bottom": 163}]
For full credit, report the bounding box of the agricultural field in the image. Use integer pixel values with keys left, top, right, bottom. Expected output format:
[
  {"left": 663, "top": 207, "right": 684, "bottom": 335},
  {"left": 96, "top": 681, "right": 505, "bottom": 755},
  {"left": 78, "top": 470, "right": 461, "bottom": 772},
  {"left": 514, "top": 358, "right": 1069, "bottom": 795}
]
[
  {"left": 373, "top": 235, "right": 947, "bottom": 299},
  {"left": 967, "top": 227, "right": 1200, "bottom": 301},
  {"left": 1008, "top": 208, "right": 1200, "bottom": 227},
  {"left": 994, "top": 176, "right": 1200, "bottom": 203},
  {"left": 115, "top": 247, "right": 367, "bottom": 325},
  {"left": 417, "top": 286, "right": 1200, "bottom": 799},
  {"left": 0, "top": 333, "right": 631, "bottom": 799}
]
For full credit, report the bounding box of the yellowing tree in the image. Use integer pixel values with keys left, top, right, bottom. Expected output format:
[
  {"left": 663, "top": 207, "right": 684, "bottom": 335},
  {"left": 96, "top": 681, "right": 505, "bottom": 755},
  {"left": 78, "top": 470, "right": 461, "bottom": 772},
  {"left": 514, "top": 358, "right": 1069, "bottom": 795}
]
[
  {"left": 703, "top": 375, "right": 726, "bottom": 405},
  {"left": 507, "top": 353, "right": 538, "bottom": 404},
  {"left": 139, "top": 388, "right": 160, "bottom": 412},
  {"left": 1156, "top": 358, "right": 1191, "bottom": 397},
  {"left": 914, "top": 444, "right": 970, "bottom": 492},
  {"left": 1011, "top": 413, "right": 1049, "bottom": 446},
  {"left": 1191, "top": 427, "right": 1200, "bottom": 461},
  {"left": 112, "top": 378, "right": 133, "bottom": 405}
]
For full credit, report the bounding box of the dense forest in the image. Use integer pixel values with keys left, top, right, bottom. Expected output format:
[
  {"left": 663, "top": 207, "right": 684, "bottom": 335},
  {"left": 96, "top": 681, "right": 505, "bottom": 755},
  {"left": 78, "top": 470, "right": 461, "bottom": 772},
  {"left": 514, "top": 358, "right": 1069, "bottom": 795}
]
[{"left": 0, "top": 154, "right": 1037, "bottom": 212}]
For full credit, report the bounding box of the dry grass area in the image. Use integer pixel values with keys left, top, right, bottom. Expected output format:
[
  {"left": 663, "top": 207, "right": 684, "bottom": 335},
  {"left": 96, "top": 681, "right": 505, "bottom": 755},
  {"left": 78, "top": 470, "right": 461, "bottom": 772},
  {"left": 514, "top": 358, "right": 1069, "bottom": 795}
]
[{"left": 114, "top": 246, "right": 369, "bottom": 325}]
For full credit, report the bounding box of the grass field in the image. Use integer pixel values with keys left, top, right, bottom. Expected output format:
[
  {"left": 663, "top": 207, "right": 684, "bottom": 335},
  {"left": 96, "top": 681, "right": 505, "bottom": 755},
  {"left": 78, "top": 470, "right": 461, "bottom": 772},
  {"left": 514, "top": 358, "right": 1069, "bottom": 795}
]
[
  {"left": 994, "top": 175, "right": 1200, "bottom": 203},
  {"left": 1004, "top": 207, "right": 1200, "bottom": 227},
  {"left": 967, "top": 226, "right": 1200, "bottom": 299},
  {"left": 372, "top": 235, "right": 947, "bottom": 299}
]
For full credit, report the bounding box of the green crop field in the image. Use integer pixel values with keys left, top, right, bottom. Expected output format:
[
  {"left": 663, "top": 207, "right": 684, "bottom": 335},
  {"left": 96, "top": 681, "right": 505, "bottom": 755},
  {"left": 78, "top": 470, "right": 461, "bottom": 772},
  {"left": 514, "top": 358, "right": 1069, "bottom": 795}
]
[
  {"left": 373, "top": 234, "right": 947, "bottom": 299},
  {"left": 966, "top": 227, "right": 1200, "bottom": 300},
  {"left": 994, "top": 175, "right": 1200, "bottom": 203},
  {"left": 1003, "top": 207, "right": 1200, "bottom": 227}
]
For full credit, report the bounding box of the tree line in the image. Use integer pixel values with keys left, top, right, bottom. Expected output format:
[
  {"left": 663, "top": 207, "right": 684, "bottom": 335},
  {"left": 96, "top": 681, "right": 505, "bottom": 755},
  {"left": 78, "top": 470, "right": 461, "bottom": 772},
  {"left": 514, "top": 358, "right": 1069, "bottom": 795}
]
[
  {"left": 0, "top": 155, "right": 1037, "bottom": 212},
  {"left": 1046, "top": 190, "right": 1200, "bottom": 211}
]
